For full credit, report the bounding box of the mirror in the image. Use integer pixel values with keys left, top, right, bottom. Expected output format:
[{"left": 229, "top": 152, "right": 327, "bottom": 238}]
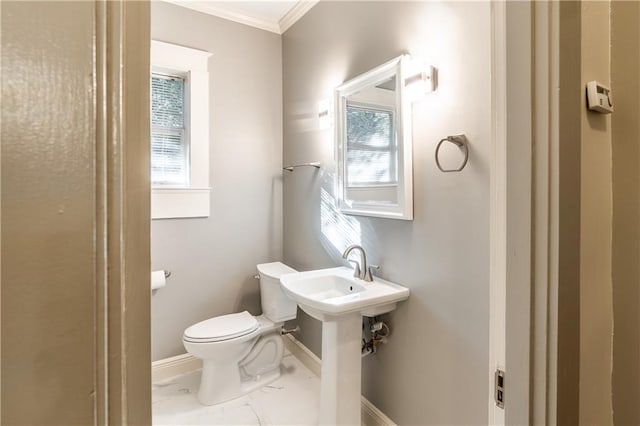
[{"left": 335, "top": 55, "right": 413, "bottom": 220}]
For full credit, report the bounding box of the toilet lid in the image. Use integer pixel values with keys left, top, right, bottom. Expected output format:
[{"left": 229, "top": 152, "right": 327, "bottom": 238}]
[{"left": 184, "top": 311, "right": 259, "bottom": 342}]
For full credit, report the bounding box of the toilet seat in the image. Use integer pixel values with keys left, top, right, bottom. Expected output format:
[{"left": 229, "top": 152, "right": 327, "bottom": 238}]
[{"left": 184, "top": 311, "right": 259, "bottom": 343}]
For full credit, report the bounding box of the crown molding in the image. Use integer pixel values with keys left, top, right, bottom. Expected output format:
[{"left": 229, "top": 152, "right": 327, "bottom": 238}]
[
  {"left": 161, "top": 0, "right": 318, "bottom": 35},
  {"left": 162, "top": 1, "right": 281, "bottom": 33},
  {"left": 279, "top": 1, "right": 319, "bottom": 33}
]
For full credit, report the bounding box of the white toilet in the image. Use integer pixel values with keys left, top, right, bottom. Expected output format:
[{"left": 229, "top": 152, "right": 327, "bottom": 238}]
[{"left": 182, "top": 262, "right": 298, "bottom": 406}]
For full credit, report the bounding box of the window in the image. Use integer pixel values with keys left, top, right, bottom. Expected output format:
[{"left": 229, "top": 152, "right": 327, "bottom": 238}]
[
  {"left": 150, "top": 40, "right": 212, "bottom": 219},
  {"left": 151, "top": 73, "right": 188, "bottom": 187},
  {"left": 345, "top": 103, "right": 397, "bottom": 186}
]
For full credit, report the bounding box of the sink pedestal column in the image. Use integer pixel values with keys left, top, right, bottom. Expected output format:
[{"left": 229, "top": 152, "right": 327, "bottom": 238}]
[{"left": 319, "top": 312, "right": 361, "bottom": 426}]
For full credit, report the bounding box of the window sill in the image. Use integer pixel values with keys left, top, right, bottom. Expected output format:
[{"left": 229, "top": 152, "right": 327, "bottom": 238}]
[{"left": 151, "top": 187, "right": 211, "bottom": 220}]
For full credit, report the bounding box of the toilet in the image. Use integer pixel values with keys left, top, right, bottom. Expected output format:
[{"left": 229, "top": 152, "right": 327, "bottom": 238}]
[{"left": 182, "top": 262, "right": 298, "bottom": 406}]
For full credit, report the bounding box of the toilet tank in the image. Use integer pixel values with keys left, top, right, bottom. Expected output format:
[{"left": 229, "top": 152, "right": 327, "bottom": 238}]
[{"left": 256, "top": 262, "right": 298, "bottom": 323}]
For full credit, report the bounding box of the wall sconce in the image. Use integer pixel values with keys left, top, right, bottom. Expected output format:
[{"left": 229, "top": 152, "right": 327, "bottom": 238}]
[{"left": 404, "top": 65, "right": 437, "bottom": 97}]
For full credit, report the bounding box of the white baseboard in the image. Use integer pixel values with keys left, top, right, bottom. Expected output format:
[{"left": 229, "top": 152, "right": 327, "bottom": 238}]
[
  {"left": 282, "top": 332, "right": 321, "bottom": 376},
  {"left": 360, "top": 397, "right": 396, "bottom": 426},
  {"left": 152, "top": 336, "right": 395, "bottom": 426},
  {"left": 283, "top": 334, "right": 396, "bottom": 426},
  {"left": 152, "top": 352, "right": 202, "bottom": 383}
]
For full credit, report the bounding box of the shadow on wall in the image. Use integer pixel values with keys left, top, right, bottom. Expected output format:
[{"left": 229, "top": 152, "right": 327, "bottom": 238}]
[
  {"left": 269, "top": 174, "right": 283, "bottom": 257},
  {"left": 586, "top": 107, "right": 609, "bottom": 132},
  {"left": 236, "top": 275, "right": 262, "bottom": 315},
  {"left": 289, "top": 103, "right": 324, "bottom": 134},
  {"left": 236, "top": 174, "right": 284, "bottom": 317}
]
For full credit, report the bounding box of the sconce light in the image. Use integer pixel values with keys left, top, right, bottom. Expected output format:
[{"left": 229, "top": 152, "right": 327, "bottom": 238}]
[
  {"left": 318, "top": 99, "right": 332, "bottom": 130},
  {"left": 404, "top": 65, "right": 437, "bottom": 96}
]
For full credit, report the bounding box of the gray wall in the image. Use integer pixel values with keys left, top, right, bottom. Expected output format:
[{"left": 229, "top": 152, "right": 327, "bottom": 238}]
[
  {"left": 282, "top": 2, "right": 491, "bottom": 424},
  {"left": 151, "top": 2, "right": 283, "bottom": 361}
]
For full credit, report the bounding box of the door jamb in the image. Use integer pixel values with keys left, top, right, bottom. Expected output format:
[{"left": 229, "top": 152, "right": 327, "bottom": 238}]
[
  {"left": 488, "top": 1, "right": 507, "bottom": 423},
  {"left": 490, "top": 2, "right": 562, "bottom": 424},
  {"left": 95, "top": 1, "right": 151, "bottom": 424}
]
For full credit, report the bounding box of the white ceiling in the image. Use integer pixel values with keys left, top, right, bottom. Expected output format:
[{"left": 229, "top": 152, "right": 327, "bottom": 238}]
[{"left": 162, "top": 0, "right": 319, "bottom": 34}]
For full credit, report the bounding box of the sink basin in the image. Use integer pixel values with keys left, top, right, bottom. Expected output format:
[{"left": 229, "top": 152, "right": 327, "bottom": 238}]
[{"left": 280, "top": 266, "right": 409, "bottom": 320}]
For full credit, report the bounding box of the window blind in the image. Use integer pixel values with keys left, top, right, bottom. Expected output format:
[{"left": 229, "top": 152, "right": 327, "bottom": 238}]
[
  {"left": 151, "top": 74, "right": 188, "bottom": 186},
  {"left": 346, "top": 104, "right": 397, "bottom": 186}
]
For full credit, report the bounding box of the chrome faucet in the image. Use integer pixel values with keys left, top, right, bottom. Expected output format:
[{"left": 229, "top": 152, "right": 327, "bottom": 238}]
[{"left": 342, "top": 244, "right": 378, "bottom": 282}]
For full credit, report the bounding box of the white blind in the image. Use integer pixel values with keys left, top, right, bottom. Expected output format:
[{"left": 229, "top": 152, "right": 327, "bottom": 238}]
[
  {"left": 151, "top": 74, "right": 188, "bottom": 186},
  {"left": 346, "top": 104, "right": 397, "bottom": 186}
]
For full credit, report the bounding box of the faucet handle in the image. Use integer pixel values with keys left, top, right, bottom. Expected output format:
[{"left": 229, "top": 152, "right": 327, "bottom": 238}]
[
  {"left": 362, "top": 265, "right": 380, "bottom": 282},
  {"left": 347, "top": 259, "right": 361, "bottom": 278},
  {"left": 368, "top": 265, "right": 380, "bottom": 279}
]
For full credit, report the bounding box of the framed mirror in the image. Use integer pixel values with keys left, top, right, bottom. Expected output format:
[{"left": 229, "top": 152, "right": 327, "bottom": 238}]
[{"left": 335, "top": 55, "right": 413, "bottom": 220}]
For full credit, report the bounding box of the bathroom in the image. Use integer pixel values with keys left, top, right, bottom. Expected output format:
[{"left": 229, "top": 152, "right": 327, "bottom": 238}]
[
  {"left": 150, "top": 1, "right": 489, "bottom": 424},
  {"left": 1, "top": 1, "right": 638, "bottom": 425}
]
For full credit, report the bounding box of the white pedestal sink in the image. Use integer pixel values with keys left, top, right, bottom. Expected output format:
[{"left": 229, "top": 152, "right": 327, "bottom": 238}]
[{"left": 280, "top": 267, "right": 410, "bottom": 425}]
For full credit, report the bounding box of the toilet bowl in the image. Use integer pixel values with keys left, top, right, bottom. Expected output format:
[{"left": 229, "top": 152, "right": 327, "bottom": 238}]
[{"left": 183, "top": 262, "right": 297, "bottom": 406}]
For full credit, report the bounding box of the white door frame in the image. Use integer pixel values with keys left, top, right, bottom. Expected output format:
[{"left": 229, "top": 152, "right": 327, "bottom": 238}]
[
  {"left": 489, "top": 1, "right": 562, "bottom": 424},
  {"left": 488, "top": 1, "right": 508, "bottom": 423},
  {"left": 530, "top": 2, "right": 561, "bottom": 423}
]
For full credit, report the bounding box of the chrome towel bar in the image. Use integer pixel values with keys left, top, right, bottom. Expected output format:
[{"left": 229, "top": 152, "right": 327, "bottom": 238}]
[{"left": 283, "top": 162, "right": 321, "bottom": 172}]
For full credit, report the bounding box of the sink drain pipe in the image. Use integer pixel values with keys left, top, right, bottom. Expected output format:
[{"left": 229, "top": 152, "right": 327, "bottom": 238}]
[{"left": 362, "top": 317, "right": 391, "bottom": 357}]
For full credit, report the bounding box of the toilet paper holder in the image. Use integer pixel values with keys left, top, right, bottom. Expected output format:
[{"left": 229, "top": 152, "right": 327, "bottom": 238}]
[{"left": 151, "top": 269, "right": 170, "bottom": 293}]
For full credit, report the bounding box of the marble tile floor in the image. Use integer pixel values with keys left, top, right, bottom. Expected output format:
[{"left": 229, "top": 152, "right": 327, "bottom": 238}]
[{"left": 152, "top": 351, "right": 320, "bottom": 425}]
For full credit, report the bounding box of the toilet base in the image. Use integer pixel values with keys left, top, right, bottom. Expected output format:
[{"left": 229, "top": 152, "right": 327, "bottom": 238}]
[
  {"left": 197, "top": 361, "right": 281, "bottom": 405},
  {"left": 189, "top": 327, "right": 286, "bottom": 406}
]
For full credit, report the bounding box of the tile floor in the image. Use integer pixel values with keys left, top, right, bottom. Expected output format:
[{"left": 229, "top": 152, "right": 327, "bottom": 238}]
[{"left": 152, "top": 351, "right": 320, "bottom": 425}]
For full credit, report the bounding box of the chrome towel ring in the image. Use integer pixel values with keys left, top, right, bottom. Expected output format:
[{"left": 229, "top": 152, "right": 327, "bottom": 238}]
[{"left": 435, "top": 134, "right": 469, "bottom": 173}]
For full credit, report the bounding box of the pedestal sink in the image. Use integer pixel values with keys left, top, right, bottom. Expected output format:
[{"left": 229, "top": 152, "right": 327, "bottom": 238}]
[{"left": 280, "top": 267, "right": 410, "bottom": 425}]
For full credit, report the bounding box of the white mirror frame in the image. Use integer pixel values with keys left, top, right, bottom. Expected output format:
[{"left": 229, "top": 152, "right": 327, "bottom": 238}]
[{"left": 335, "top": 55, "right": 413, "bottom": 220}]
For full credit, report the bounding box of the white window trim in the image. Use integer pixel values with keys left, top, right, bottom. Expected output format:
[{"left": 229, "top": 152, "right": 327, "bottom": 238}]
[{"left": 151, "top": 40, "right": 212, "bottom": 219}]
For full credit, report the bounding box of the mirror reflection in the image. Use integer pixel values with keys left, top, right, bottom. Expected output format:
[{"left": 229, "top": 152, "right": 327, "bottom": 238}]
[
  {"left": 346, "top": 76, "right": 398, "bottom": 205},
  {"left": 336, "top": 56, "right": 413, "bottom": 220}
]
